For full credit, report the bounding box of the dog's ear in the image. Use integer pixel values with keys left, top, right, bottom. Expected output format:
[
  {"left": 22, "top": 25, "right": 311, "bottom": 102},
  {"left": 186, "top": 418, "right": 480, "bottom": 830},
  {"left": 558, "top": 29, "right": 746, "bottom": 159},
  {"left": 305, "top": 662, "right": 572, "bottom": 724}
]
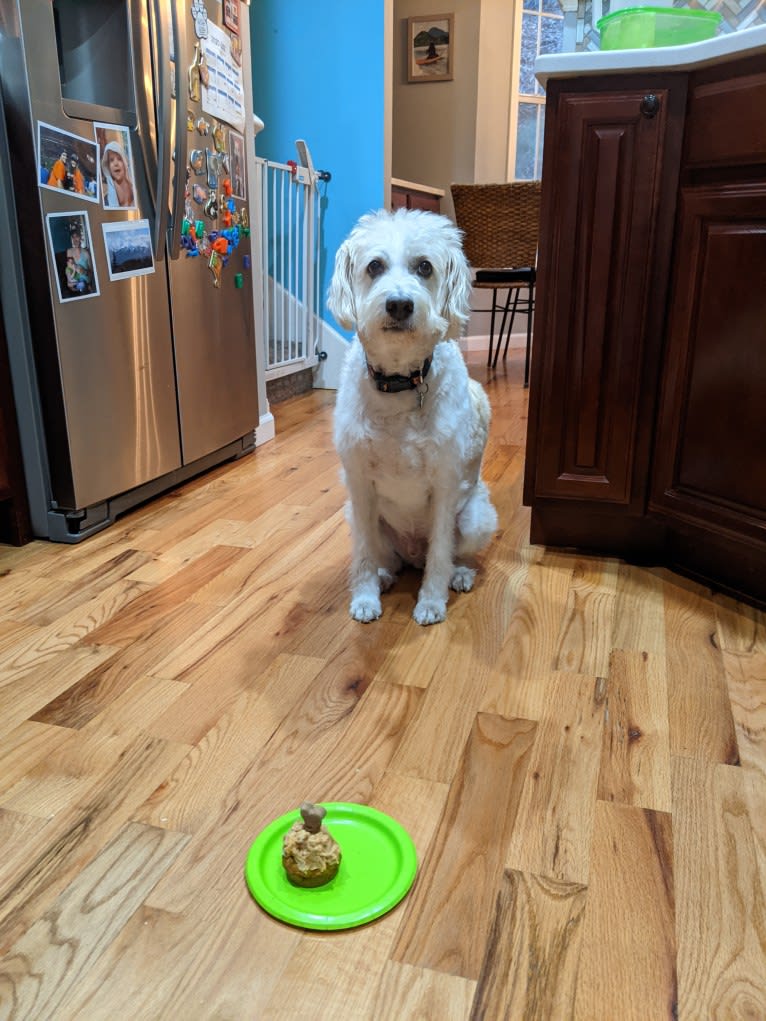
[
  {"left": 327, "top": 240, "right": 357, "bottom": 331},
  {"left": 441, "top": 243, "right": 472, "bottom": 337}
]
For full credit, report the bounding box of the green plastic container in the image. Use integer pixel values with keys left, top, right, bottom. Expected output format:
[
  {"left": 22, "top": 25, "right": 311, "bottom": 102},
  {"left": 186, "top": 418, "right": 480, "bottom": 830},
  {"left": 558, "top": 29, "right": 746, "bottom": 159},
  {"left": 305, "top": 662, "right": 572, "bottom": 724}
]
[{"left": 597, "top": 6, "right": 722, "bottom": 50}]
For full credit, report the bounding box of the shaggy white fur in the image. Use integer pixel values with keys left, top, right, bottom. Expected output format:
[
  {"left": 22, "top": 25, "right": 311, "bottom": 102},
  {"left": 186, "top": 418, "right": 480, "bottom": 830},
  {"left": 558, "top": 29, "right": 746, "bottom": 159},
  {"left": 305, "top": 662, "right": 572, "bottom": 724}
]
[{"left": 328, "top": 208, "right": 498, "bottom": 625}]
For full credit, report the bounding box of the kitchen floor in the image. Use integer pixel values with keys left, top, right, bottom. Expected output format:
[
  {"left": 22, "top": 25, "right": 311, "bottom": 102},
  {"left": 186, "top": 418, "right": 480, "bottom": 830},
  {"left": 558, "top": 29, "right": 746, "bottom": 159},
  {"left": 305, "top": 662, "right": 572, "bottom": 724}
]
[{"left": 0, "top": 348, "right": 764, "bottom": 1019}]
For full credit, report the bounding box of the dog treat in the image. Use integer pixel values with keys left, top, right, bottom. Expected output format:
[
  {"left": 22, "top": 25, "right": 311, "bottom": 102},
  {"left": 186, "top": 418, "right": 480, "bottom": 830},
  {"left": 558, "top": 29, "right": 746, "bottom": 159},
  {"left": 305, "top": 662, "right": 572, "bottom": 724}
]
[{"left": 282, "top": 803, "right": 341, "bottom": 887}]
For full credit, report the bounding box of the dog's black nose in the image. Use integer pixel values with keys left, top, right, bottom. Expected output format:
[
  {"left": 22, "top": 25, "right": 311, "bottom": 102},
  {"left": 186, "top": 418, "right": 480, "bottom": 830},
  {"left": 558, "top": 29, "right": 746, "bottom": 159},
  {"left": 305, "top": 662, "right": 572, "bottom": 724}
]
[{"left": 386, "top": 296, "right": 414, "bottom": 322}]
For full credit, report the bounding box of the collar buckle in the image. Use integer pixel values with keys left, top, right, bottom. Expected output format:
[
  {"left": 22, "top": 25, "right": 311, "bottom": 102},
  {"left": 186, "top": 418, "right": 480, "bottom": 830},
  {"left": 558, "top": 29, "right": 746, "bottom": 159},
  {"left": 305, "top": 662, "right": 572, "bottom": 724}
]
[{"left": 366, "top": 357, "right": 432, "bottom": 399}]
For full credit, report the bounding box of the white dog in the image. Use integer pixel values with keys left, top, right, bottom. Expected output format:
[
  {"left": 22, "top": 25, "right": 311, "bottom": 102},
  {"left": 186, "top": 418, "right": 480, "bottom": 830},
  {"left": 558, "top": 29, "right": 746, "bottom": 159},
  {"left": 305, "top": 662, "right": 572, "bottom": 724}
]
[{"left": 328, "top": 208, "right": 498, "bottom": 625}]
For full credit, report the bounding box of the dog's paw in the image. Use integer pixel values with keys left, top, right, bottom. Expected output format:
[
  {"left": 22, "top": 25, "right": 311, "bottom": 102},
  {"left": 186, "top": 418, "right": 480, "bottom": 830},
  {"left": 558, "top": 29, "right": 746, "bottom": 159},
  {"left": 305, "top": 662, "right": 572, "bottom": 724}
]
[
  {"left": 450, "top": 566, "right": 476, "bottom": 592},
  {"left": 413, "top": 597, "right": 447, "bottom": 626},
  {"left": 378, "top": 567, "right": 398, "bottom": 592},
  {"left": 350, "top": 595, "right": 382, "bottom": 622}
]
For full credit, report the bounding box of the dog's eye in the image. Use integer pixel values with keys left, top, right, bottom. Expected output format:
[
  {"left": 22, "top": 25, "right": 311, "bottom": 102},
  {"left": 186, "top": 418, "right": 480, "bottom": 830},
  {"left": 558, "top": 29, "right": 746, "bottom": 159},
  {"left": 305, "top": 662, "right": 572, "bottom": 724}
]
[
  {"left": 416, "top": 260, "right": 433, "bottom": 278},
  {"left": 367, "top": 259, "right": 384, "bottom": 277}
]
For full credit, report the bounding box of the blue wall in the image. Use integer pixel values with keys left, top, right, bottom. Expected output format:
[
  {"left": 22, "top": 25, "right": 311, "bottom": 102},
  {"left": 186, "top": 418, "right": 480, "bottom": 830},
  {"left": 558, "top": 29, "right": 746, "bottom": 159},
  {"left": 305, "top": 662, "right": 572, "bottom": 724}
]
[{"left": 250, "top": 1, "right": 386, "bottom": 335}]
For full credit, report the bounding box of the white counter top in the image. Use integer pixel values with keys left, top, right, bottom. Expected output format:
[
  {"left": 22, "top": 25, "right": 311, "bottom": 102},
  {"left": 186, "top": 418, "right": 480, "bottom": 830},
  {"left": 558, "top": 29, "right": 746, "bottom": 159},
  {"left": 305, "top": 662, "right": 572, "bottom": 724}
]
[{"left": 535, "top": 23, "right": 766, "bottom": 86}]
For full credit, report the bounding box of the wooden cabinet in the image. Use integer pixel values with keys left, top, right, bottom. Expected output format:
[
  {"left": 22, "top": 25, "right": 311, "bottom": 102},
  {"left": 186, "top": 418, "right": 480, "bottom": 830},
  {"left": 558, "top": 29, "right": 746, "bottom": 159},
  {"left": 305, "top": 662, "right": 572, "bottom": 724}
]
[
  {"left": 390, "top": 178, "right": 444, "bottom": 213},
  {"left": 650, "top": 182, "right": 766, "bottom": 539},
  {"left": 524, "top": 53, "right": 766, "bottom": 608},
  {"left": 527, "top": 80, "right": 685, "bottom": 509}
]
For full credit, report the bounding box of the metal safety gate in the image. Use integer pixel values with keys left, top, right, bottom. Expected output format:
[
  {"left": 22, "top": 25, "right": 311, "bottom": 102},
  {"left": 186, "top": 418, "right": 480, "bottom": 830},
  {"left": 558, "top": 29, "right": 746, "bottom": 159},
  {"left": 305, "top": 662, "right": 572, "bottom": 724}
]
[{"left": 253, "top": 140, "right": 329, "bottom": 379}]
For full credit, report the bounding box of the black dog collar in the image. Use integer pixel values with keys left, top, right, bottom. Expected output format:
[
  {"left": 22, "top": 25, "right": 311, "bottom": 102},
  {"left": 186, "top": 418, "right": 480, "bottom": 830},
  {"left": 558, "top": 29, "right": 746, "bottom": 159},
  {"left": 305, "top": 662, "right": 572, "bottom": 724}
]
[{"left": 366, "top": 357, "right": 432, "bottom": 394}]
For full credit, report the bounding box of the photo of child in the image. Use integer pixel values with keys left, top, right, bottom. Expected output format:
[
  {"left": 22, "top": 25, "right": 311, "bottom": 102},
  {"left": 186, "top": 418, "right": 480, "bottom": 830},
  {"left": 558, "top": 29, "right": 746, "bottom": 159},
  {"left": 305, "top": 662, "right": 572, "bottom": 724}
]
[
  {"left": 94, "top": 123, "right": 137, "bottom": 210},
  {"left": 45, "top": 211, "right": 100, "bottom": 303},
  {"left": 65, "top": 255, "right": 89, "bottom": 293}
]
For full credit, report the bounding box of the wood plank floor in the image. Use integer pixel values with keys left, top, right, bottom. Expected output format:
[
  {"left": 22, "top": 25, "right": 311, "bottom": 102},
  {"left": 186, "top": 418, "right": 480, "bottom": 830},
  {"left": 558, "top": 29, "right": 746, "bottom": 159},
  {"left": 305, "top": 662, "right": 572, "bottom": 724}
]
[{"left": 0, "top": 348, "right": 764, "bottom": 1020}]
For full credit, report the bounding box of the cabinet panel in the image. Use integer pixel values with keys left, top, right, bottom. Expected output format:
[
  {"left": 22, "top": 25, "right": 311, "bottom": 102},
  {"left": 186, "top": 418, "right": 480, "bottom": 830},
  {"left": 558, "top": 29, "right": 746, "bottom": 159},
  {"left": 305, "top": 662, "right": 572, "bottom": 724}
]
[
  {"left": 390, "top": 184, "right": 441, "bottom": 213},
  {"left": 528, "top": 84, "right": 682, "bottom": 505},
  {"left": 685, "top": 71, "right": 766, "bottom": 169},
  {"left": 651, "top": 183, "right": 766, "bottom": 540}
]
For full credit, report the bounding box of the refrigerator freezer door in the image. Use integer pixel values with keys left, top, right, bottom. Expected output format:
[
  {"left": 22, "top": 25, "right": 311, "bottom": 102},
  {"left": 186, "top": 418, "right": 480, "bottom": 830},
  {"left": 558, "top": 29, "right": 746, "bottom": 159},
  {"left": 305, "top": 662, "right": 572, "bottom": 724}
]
[
  {"left": 166, "top": 0, "right": 259, "bottom": 464},
  {"left": 4, "top": 0, "right": 183, "bottom": 512}
]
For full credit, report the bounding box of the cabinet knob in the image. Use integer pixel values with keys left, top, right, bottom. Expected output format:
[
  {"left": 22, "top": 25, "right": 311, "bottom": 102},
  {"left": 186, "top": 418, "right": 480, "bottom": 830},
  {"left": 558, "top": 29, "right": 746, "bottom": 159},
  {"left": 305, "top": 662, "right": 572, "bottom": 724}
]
[{"left": 640, "top": 94, "right": 660, "bottom": 118}]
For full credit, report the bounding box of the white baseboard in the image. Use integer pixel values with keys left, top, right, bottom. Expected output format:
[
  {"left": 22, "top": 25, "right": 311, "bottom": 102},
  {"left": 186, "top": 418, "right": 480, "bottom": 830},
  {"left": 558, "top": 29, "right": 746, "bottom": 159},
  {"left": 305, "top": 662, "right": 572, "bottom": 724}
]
[
  {"left": 460, "top": 332, "right": 528, "bottom": 354},
  {"left": 255, "top": 411, "right": 275, "bottom": 446}
]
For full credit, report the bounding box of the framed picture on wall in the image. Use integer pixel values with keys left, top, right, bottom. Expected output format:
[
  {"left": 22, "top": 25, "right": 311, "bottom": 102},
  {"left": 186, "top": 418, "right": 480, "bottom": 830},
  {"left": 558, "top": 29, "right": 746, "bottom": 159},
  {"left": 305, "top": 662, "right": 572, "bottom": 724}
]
[{"left": 407, "top": 13, "right": 454, "bottom": 83}]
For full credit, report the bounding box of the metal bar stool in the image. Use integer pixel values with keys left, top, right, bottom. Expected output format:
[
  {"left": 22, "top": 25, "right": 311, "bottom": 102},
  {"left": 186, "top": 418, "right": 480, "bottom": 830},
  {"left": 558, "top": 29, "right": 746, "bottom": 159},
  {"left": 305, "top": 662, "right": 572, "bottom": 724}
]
[{"left": 451, "top": 181, "right": 541, "bottom": 387}]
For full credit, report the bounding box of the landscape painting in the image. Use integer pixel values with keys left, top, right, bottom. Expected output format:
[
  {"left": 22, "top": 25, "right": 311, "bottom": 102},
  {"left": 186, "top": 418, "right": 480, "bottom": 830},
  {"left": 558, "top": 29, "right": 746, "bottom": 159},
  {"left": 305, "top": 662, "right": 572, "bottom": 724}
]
[
  {"left": 407, "top": 13, "right": 453, "bottom": 82},
  {"left": 101, "top": 219, "right": 155, "bottom": 282}
]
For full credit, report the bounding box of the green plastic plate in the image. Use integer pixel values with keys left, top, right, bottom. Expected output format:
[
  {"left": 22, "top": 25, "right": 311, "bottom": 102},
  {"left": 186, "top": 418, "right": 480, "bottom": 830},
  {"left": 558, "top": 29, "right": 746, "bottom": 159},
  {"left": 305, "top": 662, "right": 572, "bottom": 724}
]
[{"left": 244, "top": 802, "right": 418, "bottom": 930}]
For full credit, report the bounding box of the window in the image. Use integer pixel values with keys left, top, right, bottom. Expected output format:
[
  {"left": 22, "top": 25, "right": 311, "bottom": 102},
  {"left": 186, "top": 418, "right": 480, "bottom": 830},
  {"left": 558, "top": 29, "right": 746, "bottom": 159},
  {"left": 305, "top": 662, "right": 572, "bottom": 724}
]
[{"left": 509, "top": 0, "right": 564, "bottom": 180}]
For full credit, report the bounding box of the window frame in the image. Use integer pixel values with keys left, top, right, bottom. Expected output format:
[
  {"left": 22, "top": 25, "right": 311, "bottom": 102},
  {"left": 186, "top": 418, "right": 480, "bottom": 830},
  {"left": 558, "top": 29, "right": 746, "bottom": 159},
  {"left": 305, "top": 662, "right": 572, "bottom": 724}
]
[{"left": 507, "top": 0, "right": 564, "bottom": 181}]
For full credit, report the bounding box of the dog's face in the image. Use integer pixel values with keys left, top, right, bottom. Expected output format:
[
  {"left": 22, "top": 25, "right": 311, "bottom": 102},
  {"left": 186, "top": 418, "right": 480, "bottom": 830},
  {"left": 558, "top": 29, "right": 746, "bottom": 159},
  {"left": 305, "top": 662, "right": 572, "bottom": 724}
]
[{"left": 328, "top": 209, "right": 471, "bottom": 374}]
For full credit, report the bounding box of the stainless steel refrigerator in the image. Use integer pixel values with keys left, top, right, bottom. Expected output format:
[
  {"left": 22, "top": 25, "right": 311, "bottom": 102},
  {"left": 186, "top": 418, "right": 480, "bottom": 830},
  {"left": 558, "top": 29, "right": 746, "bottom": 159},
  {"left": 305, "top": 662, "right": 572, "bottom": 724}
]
[{"left": 0, "top": 0, "right": 260, "bottom": 541}]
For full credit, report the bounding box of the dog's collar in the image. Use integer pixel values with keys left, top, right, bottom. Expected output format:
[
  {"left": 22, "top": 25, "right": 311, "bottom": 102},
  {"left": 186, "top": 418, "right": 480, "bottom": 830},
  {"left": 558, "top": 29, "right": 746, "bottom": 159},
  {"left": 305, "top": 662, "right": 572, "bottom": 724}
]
[{"left": 366, "top": 357, "right": 431, "bottom": 395}]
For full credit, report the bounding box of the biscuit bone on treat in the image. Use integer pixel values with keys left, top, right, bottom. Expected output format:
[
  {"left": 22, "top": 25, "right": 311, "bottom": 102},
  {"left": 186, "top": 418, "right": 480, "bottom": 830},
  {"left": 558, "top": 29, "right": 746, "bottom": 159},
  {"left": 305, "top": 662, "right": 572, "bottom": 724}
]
[
  {"left": 282, "top": 802, "right": 342, "bottom": 888},
  {"left": 300, "top": 802, "right": 325, "bottom": 833}
]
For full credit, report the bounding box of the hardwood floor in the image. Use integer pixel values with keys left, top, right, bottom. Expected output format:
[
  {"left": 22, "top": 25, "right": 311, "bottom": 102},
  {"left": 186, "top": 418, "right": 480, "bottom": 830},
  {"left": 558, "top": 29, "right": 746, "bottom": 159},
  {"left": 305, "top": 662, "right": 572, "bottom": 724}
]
[{"left": 0, "top": 348, "right": 764, "bottom": 1020}]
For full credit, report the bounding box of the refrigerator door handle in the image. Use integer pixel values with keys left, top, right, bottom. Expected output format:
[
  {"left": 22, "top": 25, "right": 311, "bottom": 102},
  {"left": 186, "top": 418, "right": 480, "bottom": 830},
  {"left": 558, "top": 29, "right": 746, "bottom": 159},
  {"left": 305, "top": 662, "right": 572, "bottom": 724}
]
[
  {"left": 131, "top": 0, "right": 158, "bottom": 213},
  {"left": 167, "top": 0, "right": 186, "bottom": 261},
  {"left": 149, "top": 0, "right": 172, "bottom": 262}
]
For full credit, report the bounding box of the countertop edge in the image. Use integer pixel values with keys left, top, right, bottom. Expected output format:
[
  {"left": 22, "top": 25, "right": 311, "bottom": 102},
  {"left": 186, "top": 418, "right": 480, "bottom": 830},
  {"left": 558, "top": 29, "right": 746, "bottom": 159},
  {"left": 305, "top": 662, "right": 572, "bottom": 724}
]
[{"left": 535, "top": 24, "right": 766, "bottom": 85}]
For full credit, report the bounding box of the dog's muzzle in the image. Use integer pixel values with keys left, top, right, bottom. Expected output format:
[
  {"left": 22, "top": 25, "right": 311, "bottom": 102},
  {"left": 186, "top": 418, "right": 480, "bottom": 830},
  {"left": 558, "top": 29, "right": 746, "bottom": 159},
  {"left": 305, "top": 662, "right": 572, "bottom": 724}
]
[{"left": 384, "top": 295, "right": 414, "bottom": 327}]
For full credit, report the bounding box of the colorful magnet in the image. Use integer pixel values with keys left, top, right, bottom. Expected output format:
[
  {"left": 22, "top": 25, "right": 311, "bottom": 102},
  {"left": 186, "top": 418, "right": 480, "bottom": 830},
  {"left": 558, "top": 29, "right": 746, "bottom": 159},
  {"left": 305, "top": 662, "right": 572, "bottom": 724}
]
[
  {"left": 239, "top": 206, "right": 249, "bottom": 230},
  {"left": 187, "top": 110, "right": 195, "bottom": 131},
  {"left": 189, "top": 149, "right": 205, "bottom": 174},
  {"left": 213, "top": 122, "right": 227, "bottom": 154},
  {"left": 191, "top": 0, "right": 208, "bottom": 38},
  {"left": 209, "top": 250, "right": 222, "bottom": 286},
  {"left": 198, "top": 49, "right": 210, "bottom": 89},
  {"left": 222, "top": 177, "right": 233, "bottom": 197},
  {"left": 196, "top": 117, "right": 210, "bottom": 136},
  {"left": 192, "top": 183, "right": 207, "bottom": 205},
  {"left": 205, "top": 150, "right": 218, "bottom": 189},
  {"left": 204, "top": 192, "right": 218, "bottom": 219},
  {"left": 195, "top": 219, "right": 205, "bottom": 238},
  {"left": 234, "top": 273, "right": 244, "bottom": 289},
  {"left": 243, "top": 255, "right": 251, "bottom": 270},
  {"left": 188, "top": 43, "right": 202, "bottom": 102},
  {"left": 223, "top": 0, "right": 240, "bottom": 35}
]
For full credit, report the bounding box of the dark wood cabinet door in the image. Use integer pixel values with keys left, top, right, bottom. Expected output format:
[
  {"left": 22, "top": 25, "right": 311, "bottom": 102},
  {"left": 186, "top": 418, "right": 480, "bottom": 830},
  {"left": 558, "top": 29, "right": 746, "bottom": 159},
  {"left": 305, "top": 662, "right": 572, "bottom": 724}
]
[
  {"left": 390, "top": 185, "right": 441, "bottom": 213},
  {"left": 526, "top": 81, "right": 685, "bottom": 508},
  {"left": 650, "top": 183, "right": 766, "bottom": 542}
]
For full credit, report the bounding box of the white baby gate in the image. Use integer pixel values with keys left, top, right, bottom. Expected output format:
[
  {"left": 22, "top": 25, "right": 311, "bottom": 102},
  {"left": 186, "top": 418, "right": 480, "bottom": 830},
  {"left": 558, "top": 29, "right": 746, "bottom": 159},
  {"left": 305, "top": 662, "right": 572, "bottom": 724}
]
[{"left": 253, "top": 140, "right": 329, "bottom": 379}]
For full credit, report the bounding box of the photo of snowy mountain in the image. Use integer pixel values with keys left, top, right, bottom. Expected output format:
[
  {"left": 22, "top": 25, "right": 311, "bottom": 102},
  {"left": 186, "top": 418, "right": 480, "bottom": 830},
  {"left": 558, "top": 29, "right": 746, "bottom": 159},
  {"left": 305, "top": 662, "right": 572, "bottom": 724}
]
[{"left": 101, "top": 219, "right": 155, "bottom": 281}]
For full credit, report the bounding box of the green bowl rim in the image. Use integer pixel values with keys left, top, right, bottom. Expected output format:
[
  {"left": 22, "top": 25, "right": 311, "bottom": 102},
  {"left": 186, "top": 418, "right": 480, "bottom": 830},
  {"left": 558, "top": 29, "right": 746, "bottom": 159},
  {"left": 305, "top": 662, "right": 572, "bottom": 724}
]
[{"left": 597, "top": 6, "right": 723, "bottom": 28}]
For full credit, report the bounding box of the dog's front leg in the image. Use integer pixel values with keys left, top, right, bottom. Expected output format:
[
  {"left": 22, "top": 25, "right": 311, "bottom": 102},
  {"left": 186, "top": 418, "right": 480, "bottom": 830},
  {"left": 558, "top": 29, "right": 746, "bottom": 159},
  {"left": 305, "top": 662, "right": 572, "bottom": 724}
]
[
  {"left": 344, "top": 474, "right": 388, "bottom": 622},
  {"left": 413, "top": 478, "right": 460, "bottom": 626}
]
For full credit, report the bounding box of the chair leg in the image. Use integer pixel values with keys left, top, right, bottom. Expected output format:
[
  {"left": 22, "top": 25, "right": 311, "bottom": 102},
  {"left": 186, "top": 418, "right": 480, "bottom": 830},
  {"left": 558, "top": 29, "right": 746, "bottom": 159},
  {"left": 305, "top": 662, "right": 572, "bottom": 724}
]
[
  {"left": 492, "top": 287, "right": 516, "bottom": 369},
  {"left": 523, "top": 281, "right": 534, "bottom": 388},
  {"left": 487, "top": 288, "right": 498, "bottom": 367},
  {"left": 497, "top": 287, "right": 522, "bottom": 368}
]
